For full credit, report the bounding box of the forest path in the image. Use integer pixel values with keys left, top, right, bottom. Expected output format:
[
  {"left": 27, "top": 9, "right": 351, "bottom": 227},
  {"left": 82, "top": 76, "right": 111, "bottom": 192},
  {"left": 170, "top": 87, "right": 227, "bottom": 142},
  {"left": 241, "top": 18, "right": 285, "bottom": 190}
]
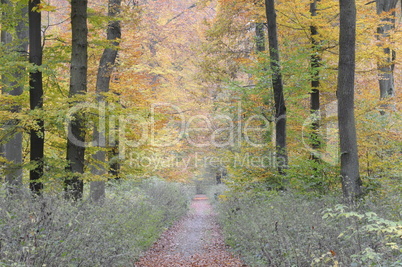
[{"left": 135, "top": 194, "right": 246, "bottom": 266}]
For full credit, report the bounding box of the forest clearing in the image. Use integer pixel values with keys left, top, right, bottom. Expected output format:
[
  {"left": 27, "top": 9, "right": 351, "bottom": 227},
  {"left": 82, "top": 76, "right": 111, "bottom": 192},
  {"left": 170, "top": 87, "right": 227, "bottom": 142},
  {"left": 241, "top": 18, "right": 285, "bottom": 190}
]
[{"left": 0, "top": 0, "right": 401, "bottom": 266}]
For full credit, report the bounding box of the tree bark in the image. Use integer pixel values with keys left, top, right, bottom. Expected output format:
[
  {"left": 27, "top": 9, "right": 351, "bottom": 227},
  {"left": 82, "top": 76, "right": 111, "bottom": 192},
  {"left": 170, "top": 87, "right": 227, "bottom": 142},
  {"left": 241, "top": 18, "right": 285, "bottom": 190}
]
[
  {"left": 1, "top": 0, "right": 28, "bottom": 194},
  {"left": 65, "top": 0, "right": 88, "bottom": 200},
  {"left": 310, "top": 0, "right": 321, "bottom": 162},
  {"left": 376, "top": 0, "right": 397, "bottom": 99},
  {"left": 90, "top": 0, "right": 121, "bottom": 202},
  {"left": 29, "top": 0, "right": 44, "bottom": 194},
  {"left": 265, "top": 0, "right": 288, "bottom": 174},
  {"left": 255, "top": 22, "right": 265, "bottom": 53},
  {"left": 337, "top": 0, "right": 362, "bottom": 202}
]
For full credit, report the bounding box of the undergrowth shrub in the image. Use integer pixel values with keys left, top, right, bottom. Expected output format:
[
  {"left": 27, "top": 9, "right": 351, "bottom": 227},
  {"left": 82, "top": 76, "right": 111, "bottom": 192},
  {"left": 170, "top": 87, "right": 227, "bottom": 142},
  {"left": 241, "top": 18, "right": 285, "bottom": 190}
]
[
  {"left": 216, "top": 189, "right": 402, "bottom": 266},
  {"left": 0, "top": 178, "right": 193, "bottom": 266},
  {"left": 205, "top": 183, "right": 229, "bottom": 205},
  {"left": 139, "top": 178, "right": 193, "bottom": 223}
]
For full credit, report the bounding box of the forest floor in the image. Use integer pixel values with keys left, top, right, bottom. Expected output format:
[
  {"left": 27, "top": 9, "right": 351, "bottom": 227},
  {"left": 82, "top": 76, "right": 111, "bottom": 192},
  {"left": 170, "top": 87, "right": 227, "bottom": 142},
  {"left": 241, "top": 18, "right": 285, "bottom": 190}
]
[{"left": 135, "top": 194, "right": 246, "bottom": 267}]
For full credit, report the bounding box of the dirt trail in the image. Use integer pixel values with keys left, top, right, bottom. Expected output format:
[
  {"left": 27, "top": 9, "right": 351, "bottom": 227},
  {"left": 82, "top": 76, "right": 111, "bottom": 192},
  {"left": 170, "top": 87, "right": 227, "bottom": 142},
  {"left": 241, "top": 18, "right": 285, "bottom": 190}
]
[{"left": 135, "top": 194, "right": 246, "bottom": 266}]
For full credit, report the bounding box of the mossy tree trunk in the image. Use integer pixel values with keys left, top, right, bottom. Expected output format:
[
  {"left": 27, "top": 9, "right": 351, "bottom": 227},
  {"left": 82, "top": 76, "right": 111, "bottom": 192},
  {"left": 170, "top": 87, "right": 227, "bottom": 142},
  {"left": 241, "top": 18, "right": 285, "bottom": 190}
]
[
  {"left": 265, "top": 0, "right": 288, "bottom": 174},
  {"left": 29, "top": 0, "right": 44, "bottom": 194},
  {"left": 90, "top": 0, "right": 121, "bottom": 202},
  {"left": 337, "top": 0, "right": 362, "bottom": 202},
  {"left": 310, "top": 0, "right": 321, "bottom": 162},
  {"left": 376, "top": 0, "right": 397, "bottom": 99},
  {"left": 65, "top": 0, "right": 88, "bottom": 200},
  {"left": 1, "top": 0, "right": 28, "bottom": 194}
]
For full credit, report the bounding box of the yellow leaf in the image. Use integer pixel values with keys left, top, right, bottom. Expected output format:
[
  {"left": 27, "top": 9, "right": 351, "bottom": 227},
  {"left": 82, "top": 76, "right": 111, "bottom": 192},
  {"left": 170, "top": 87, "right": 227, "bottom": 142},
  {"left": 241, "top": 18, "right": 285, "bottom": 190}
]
[{"left": 32, "top": 2, "right": 57, "bottom": 12}]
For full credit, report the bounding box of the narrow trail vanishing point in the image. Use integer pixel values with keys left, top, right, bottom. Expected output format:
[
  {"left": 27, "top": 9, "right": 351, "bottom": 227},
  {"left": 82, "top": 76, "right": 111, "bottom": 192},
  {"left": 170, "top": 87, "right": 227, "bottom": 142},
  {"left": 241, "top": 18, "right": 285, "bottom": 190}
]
[{"left": 135, "top": 194, "right": 246, "bottom": 267}]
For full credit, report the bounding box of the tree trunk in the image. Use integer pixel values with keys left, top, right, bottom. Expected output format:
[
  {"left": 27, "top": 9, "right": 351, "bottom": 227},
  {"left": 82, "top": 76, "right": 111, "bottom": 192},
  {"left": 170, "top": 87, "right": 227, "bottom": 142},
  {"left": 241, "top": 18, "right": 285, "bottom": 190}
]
[
  {"left": 265, "top": 0, "right": 288, "bottom": 174},
  {"left": 90, "top": 0, "right": 121, "bottom": 202},
  {"left": 310, "top": 0, "right": 321, "bottom": 162},
  {"left": 1, "top": 0, "right": 28, "bottom": 194},
  {"left": 108, "top": 138, "right": 120, "bottom": 179},
  {"left": 255, "top": 22, "right": 265, "bottom": 53},
  {"left": 65, "top": 0, "right": 88, "bottom": 200},
  {"left": 106, "top": 0, "right": 122, "bottom": 181},
  {"left": 376, "top": 0, "right": 397, "bottom": 99},
  {"left": 337, "top": 0, "right": 362, "bottom": 202},
  {"left": 29, "top": 0, "right": 44, "bottom": 194}
]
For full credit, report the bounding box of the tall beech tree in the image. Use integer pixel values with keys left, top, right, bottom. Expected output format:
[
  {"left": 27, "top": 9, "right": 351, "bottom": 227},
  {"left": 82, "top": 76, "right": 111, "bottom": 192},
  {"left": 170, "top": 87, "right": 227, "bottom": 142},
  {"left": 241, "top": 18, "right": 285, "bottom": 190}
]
[
  {"left": 29, "top": 0, "right": 44, "bottom": 194},
  {"left": 376, "top": 0, "right": 397, "bottom": 99},
  {"left": 265, "top": 0, "right": 288, "bottom": 174},
  {"left": 337, "top": 0, "right": 362, "bottom": 201},
  {"left": 90, "top": 0, "right": 122, "bottom": 202},
  {"left": 65, "top": 0, "right": 88, "bottom": 200},
  {"left": 255, "top": 22, "right": 265, "bottom": 53},
  {"left": 1, "top": 0, "right": 28, "bottom": 193},
  {"left": 310, "top": 0, "right": 321, "bottom": 162}
]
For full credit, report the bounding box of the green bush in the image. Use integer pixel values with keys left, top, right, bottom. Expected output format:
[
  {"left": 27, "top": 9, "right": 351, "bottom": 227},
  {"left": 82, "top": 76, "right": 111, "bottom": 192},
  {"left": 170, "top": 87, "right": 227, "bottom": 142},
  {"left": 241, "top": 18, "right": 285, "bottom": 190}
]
[
  {"left": 217, "top": 191, "right": 402, "bottom": 266},
  {"left": 205, "top": 183, "right": 229, "bottom": 205},
  {"left": 0, "top": 179, "right": 193, "bottom": 266}
]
